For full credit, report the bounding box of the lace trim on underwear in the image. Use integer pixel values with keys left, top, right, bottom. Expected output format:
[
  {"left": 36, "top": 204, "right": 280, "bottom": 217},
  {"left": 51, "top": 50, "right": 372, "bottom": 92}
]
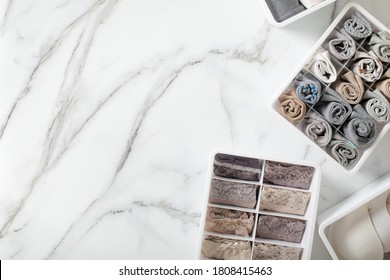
[
  {"left": 206, "top": 207, "right": 254, "bottom": 237},
  {"left": 202, "top": 236, "right": 251, "bottom": 260},
  {"left": 260, "top": 186, "right": 310, "bottom": 216},
  {"left": 253, "top": 243, "right": 302, "bottom": 260},
  {"left": 214, "top": 160, "right": 261, "bottom": 173},
  {"left": 210, "top": 179, "right": 258, "bottom": 201},
  {"left": 256, "top": 215, "right": 306, "bottom": 243},
  {"left": 264, "top": 161, "right": 314, "bottom": 189}
]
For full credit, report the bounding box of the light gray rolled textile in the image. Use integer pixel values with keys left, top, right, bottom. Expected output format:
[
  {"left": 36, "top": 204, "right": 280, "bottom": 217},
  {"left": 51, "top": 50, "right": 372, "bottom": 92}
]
[
  {"left": 352, "top": 51, "right": 383, "bottom": 83},
  {"left": 265, "top": 0, "right": 305, "bottom": 22},
  {"left": 298, "top": 111, "right": 333, "bottom": 147},
  {"left": 368, "top": 31, "right": 390, "bottom": 63},
  {"left": 327, "top": 133, "right": 360, "bottom": 168},
  {"left": 344, "top": 12, "right": 373, "bottom": 40},
  {"left": 361, "top": 89, "right": 390, "bottom": 123},
  {"left": 294, "top": 72, "right": 322, "bottom": 105},
  {"left": 328, "top": 29, "right": 356, "bottom": 61},
  {"left": 342, "top": 104, "right": 376, "bottom": 147},
  {"left": 307, "top": 50, "right": 337, "bottom": 84},
  {"left": 299, "top": 0, "right": 323, "bottom": 9},
  {"left": 314, "top": 87, "right": 352, "bottom": 126}
]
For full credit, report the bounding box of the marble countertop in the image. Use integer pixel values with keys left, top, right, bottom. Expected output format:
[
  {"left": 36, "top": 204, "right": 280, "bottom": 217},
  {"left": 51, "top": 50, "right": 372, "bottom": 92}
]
[{"left": 1, "top": 0, "right": 390, "bottom": 260}]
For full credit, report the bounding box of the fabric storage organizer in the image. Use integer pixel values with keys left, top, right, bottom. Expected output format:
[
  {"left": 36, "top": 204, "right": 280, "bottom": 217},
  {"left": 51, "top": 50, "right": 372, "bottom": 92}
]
[
  {"left": 270, "top": 3, "right": 390, "bottom": 173},
  {"left": 259, "top": 0, "right": 336, "bottom": 27},
  {"left": 317, "top": 173, "right": 390, "bottom": 260},
  {"left": 196, "top": 151, "right": 321, "bottom": 260}
]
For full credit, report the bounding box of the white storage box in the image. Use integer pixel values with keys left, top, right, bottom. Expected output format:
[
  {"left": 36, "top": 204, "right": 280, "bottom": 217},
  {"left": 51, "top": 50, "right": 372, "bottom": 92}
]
[
  {"left": 317, "top": 173, "right": 390, "bottom": 260},
  {"left": 196, "top": 151, "right": 321, "bottom": 260},
  {"left": 260, "top": 0, "right": 336, "bottom": 27},
  {"left": 270, "top": 3, "right": 390, "bottom": 173}
]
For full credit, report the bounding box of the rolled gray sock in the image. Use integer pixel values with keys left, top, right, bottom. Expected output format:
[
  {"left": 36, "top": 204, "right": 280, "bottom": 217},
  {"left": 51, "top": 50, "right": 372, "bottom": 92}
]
[
  {"left": 361, "top": 89, "right": 390, "bottom": 123},
  {"left": 352, "top": 51, "right": 383, "bottom": 83},
  {"left": 328, "top": 29, "right": 356, "bottom": 61},
  {"left": 314, "top": 87, "right": 352, "bottom": 126},
  {"left": 344, "top": 12, "right": 373, "bottom": 40},
  {"left": 342, "top": 104, "right": 377, "bottom": 147},
  {"left": 368, "top": 31, "right": 390, "bottom": 63},
  {"left": 265, "top": 0, "right": 306, "bottom": 22},
  {"left": 327, "top": 133, "right": 359, "bottom": 168},
  {"left": 298, "top": 111, "right": 333, "bottom": 147}
]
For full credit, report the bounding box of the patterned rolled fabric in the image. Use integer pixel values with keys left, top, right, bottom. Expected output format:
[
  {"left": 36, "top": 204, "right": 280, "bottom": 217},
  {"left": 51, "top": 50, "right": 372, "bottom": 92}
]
[
  {"left": 263, "top": 161, "right": 314, "bottom": 190},
  {"left": 209, "top": 179, "right": 258, "bottom": 209},
  {"left": 298, "top": 111, "right": 333, "bottom": 147},
  {"left": 327, "top": 133, "right": 360, "bottom": 168},
  {"left": 342, "top": 104, "right": 376, "bottom": 147},
  {"left": 314, "top": 87, "right": 352, "bottom": 126},
  {"left": 265, "top": 0, "right": 305, "bottom": 22},
  {"left": 307, "top": 50, "right": 337, "bottom": 84},
  {"left": 252, "top": 243, "right": 302, "bottom": 260},
  {"left": 299, "top": 0, "right": 323, "bottom": 9},
  {"left": 344, "top": 12, "right": 373, "bottom": 40},
  {"left": 361, "top": 89, "right": 390, "bottom": 123},
  {"left": 328, "top": 29, "right": 356, "bottom": 61},
  {"left": 375, "top": 69, "right": 390, "bottom": 101},
  {"left": 213, "top": 153, "right": 261, "bottom": 181},
  {"left": 294, "top": 73, "right": 322, "bottom": 105},
  {"left": 256, "top": 215, "right": 306, "bottom": 243},
  {"left": 202, "top": 236, "right": 251, "bottom": 260},
  {"left": 205, "top": 207, "right": 254, "bottom": 237},
  {"left": 332, "top": 71, "right": 365, "bottom": 105},
  {"left": 278, "top": 89, "right": 307, "bottom": 123},
  {"left": 260, "top": 186, "right": 311, "bottom": 216},
  {"left": 368, "top": 31, "right": 390, "bottom": 63},
  {"left": 352, "top": 51, "right": 383, "bottom": 83}
]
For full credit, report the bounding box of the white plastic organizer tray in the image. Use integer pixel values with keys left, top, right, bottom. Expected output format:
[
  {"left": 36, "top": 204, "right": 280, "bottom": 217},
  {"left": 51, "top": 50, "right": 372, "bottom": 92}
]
[
  {"left": 196, "top": 150, "right": 321, "bottom": 260},
  {"left": 270, "top": 3, "right": 390, "bottom": 173},
  {"left": 317, "top": 173, "right": 390, "bottom": 260},
  {"left": 260, "top": 0, "right": 336, "bottom": 27}
]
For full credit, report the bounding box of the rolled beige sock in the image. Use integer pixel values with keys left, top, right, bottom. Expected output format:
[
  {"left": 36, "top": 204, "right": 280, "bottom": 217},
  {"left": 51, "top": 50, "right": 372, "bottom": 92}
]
[
  {"left": 374, "top": 69, "right": 390, "bottom": 102},
  {"left": 278, "top": 89, "right": 307, "bottom": 123},
  {"left": 332, "top": 71, "right": 365, "bottom": 105}
]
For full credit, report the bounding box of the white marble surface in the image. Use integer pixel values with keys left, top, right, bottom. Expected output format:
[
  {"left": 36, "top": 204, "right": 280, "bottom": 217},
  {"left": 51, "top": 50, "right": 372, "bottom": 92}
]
[{"left": 0, "top": 0, "right": 389, "bottom": 260}]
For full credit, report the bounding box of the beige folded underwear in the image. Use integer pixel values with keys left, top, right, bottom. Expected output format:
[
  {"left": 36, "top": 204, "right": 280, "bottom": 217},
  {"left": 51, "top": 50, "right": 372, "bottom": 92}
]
[
  {"left": 260, "top": 186, "right": 310, "bottom": 216},
  {"left": 202, "top": 236, "right": 251, "bottom": 260},
  {"left": 252, "top": 243, "right": 302, "bottom": 260},
  {"left": 205, "top": 207, "right": 254, "bottom": 237}
]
